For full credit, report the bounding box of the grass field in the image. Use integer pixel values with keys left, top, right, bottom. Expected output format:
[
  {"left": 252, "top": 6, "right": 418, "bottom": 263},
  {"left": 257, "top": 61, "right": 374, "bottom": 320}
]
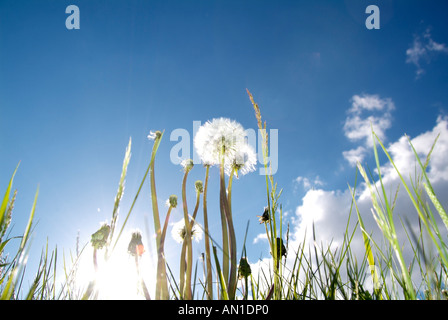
[{"left": 1, "top": 91, "right": 447, "bottom": 300}]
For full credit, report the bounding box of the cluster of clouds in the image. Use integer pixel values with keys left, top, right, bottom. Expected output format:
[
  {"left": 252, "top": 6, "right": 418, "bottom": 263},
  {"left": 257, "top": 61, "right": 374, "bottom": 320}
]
[
  {"left": 291, "top": 113, "right": 448, "bottom": 291},
  {"left": 406, "top": 27, "right": 448, "bottom": 79},
  {"left": 251, "top": 98, "right": 448, "bottom": 294},
  {"left": 342, "top": 94, "right": 395, "bottom": 166},
  {"left": 248, "top": 26, "right": 448, "bottom": 296},
  {"left": 251, "top": 90, "right": 448, "bottom": 292}
]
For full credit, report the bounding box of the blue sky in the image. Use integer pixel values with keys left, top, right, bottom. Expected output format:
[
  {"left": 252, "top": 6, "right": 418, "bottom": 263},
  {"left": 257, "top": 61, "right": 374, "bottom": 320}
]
[{"left": 1, "top": 0, "right": 448, "bottom": 296}]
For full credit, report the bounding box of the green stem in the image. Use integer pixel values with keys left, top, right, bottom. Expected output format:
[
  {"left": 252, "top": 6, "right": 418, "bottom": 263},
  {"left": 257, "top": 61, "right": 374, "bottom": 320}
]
[
  {"left": 93, "top": 247, "right": 98, "bottom": 273},
  {"left": 149, "top": 132, "right": 163, "bottom": 298},
  {"left": 227, "top": 167, "right": 235, "bottom": 214},
  {"left": 203, "top": 165, "right": 213, "bottom": 300},
  {"left": 135, "top": 255, "right": 151, "bottom": 300},
  {"left": 219, "top": 154, "right": 237, "bottom": 300},
  {"left": 179, "top": 238, "right": 187, "bottom": 298},
  {"left": 182, "top": 170, "right": 193, "bottom": 300},
  {"left": 180, "top": 191, "right": 201, "bottom": 299},
  {"left": 157, "top": 206, "right": 172, "bottom": 299},
  {"left": 219, "top": 176, "right": 229, "bottom": 288}
]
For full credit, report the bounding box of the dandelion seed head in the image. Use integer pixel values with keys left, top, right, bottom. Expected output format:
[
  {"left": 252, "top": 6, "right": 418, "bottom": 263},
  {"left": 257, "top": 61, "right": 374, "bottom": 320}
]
[
  {"left": 225, "top": 142, "right": 257, "bottom": 177},
  {"left": 171, "top": 219, "right": 203, "bottom": 244},
  {"left": 194, "top": 117, "right": 247, "bottom": 166}
]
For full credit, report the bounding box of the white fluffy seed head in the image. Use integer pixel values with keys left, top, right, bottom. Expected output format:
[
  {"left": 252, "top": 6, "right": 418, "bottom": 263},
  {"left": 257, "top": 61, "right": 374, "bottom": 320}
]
[
  {"left": 225, "top": 142, "right": 257, "bottom": 177},
  {"left": 171, "top": 219, "right": 203, "bottom": 244},
  {"left": 194, "top": 117, "right": 252, "bottom": 169}
]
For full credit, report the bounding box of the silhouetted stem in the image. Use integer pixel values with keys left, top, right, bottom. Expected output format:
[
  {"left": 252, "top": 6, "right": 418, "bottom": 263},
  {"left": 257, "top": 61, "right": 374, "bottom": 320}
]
[
  {"left": 181, "top": 170, "right": 193, "bottom": 300},
  {"left": 219, "top": 152, "right": 237, "bottom": 300},
  {"left": 203, "top": 165, "right": 213, "bottom": 300}
]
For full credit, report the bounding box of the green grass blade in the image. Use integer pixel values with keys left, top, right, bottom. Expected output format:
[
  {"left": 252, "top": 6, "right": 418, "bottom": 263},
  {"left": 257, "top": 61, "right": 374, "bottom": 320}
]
[
  {"left": 423, "top": 183, "right": 448, "bottom": 231},
  {"left": 108, "top": 137, "right": 132, "bottom": 249},
  {"left": 0, "top": 163, "right": 19, "bottom": 229},
  {"left": 212, "top": 245, "right": 228, "bottom": 300},
  {"left": 19, "top": 186, "right": 39, "bottom": 251}
]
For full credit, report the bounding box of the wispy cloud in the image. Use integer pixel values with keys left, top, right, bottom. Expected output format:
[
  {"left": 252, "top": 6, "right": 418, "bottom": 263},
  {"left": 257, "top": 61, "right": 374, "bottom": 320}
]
[
  {"left": 342, "top": 146, "right": 366, "bottom": 167},
  {"left": 295, "top": 175, "right": 324, "bottom": 190},
  {"left": 342, "top": 94, "right": 395, "bottom": 166},
  {"left": 406, "top": 27, "right": 448, "bottom": 79}
]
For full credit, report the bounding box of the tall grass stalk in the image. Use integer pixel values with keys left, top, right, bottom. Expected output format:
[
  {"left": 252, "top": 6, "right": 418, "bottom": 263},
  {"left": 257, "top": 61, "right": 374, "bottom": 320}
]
[{"left": 247, "top": 89, "right": 284, "bottom": 299}]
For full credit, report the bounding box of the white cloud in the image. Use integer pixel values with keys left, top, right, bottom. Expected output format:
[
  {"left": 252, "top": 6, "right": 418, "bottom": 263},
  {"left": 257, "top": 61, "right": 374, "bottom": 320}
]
[
  {"left": 253, "top": 233, "right": 268, "bottom": 244},
  {"left": 342, "top": 94, "right": 395, "bottom": 166},
  {"left": 342, "top": 146, "right": 366, "bottom": 167},
  {"left": 285, "top": 116, "right": 448, "bottom": 296},
  {"left": 295, "top": 175, "right": 324, "bottom": 190},
  {"left": 349, "top": 94, "right": 394, "bottom": 114},
  {"left": 406, "top": 28, "right": 448, "bottom": 78}
]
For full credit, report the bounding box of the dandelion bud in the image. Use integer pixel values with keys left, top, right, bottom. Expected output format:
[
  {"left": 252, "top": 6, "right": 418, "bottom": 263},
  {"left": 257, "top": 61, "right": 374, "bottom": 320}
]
[
  {"left": 238, "top": 257, "right": 252, "bottom": 279},
  {"left": 167, "top": 194, "right": 178, "bottom": 208},
  {"left": 275, "top": 237, "right": 287, "bottom": 258},
  {"left": 90, "top": 224, "right": 110, "bottom": 250},
  {"left": 257, "top": 206, "right": 270, "bottom": 224},
  {"left": 181, "top": 159, "right": 194, "bottom": 173},
  {"left": 128, "top": 231, "right": 144, "bottom": 257},
  {"left": 147, "top": 130, "right": 162, "bottom": 141},
  {"left": 195, "top": 180, "right": 203, "bottom": 194}
]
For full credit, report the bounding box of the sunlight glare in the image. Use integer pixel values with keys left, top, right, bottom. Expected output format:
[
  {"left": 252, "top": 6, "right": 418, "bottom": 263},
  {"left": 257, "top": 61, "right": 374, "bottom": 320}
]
[{"left": 74, "top": 234, "right": 156, "bottom": 300}]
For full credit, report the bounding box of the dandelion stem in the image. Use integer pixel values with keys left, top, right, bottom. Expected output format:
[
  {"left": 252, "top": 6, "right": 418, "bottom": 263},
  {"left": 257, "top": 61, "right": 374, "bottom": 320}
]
[
  {"left": 157, "top": 206, "right": 172, "bottom": 299},
  {"left": 179, "top": 237, "right": 187, "bottom": 298},
  {"left": 203, "top": 165, "right": 213, "bottom": 300},
  {"left": 149, "top": 131, "right": 165, "bottom": 299},
  {"left": 181, "top": 168, "right": 193, "bottom": 300},
  {"left": 93, "top": 247, "right": 98, "bottom": 273},
  {"left": 219, "top": 150, "right": 237, "bottom": 300},
  {"left": 134, "top": 254, "right": 151, "bottom": 300},
  {"left": 219, "top": 176, "right": 230, "bottom": 289}
]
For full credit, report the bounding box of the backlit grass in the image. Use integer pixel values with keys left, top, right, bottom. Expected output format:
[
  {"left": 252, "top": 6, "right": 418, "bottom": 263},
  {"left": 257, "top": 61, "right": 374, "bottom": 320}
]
[{"left": 1, "top": 90, "right": 447, "bottom": 300}]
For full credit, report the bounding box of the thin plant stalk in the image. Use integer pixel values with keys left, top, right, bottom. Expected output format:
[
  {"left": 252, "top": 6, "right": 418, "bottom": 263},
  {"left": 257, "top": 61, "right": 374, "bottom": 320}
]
[
  {"left": 219, "top": 178, "right": 230, "bottom": 289},
  {"left": 181, "top": 166, "right": 193, "bottom": 300},
  {"left": 134, "top": 254, "right": 151, "bottom": 300},
  {"left": 219, "top": 147, "right": 237, "bottom": 299},
  {"left": 106, "top": 138, "right": 132, "bottom": 259},
  {"left": 148, "top": 131, "right": 169, "bottom": 300},
  {"left": 247, "top": 89, "right": 283, "bottom": 299},
  {"left": 356, "top": 130, "right": 416, "bottom": 299},
  {"left": 202, "top": 165, "right": 213, "bottom": 299},
  {"left": 180, "top": 184, "right": 201, "bottom": 299},
  {"left": 157, "top": 205, "right": 172, "bottom": 300}
]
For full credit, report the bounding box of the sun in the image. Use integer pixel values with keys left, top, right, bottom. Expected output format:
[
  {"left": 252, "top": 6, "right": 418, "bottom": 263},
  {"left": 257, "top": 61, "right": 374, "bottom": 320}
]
[{"left": 72, "top": 233, "right": 157, "bottom": 300}]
